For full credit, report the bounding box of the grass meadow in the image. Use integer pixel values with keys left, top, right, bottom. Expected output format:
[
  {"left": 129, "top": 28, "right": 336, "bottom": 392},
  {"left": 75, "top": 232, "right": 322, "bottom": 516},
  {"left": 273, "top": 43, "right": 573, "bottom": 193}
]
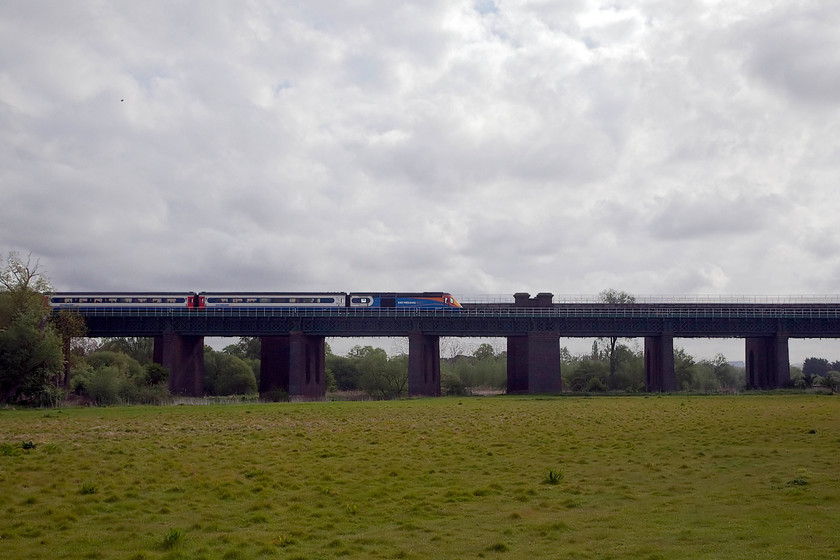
[{"left": 1, "top": 395, "right": 838, "bottom": 559}]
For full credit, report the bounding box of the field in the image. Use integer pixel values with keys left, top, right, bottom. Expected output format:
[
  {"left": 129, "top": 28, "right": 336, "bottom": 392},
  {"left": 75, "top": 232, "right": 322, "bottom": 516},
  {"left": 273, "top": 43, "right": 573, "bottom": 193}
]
[{"left": 1, "top": 395, "right": 839, "bottom": 559}]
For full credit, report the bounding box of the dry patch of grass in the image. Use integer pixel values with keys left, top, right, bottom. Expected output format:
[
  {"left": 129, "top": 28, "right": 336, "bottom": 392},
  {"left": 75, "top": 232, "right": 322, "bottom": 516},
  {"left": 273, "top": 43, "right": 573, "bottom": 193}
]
[{"left": 1, "top": 395, "right": 839, "bottom": 558}]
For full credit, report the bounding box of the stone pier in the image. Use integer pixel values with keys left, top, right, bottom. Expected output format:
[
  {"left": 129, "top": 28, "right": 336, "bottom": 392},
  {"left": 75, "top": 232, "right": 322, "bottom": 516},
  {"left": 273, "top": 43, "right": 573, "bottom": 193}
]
[
  {"left": 155, "top": 333, "right": 205, "bottom": 396},
  {"left": 408, "top": 332, "right": 441, "bottom": 396}
]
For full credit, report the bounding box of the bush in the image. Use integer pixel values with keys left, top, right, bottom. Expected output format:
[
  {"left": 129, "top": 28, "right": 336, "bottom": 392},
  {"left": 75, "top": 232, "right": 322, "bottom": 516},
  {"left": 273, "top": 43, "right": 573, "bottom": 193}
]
[
  {"left": 85, "top": 366, "right": 122, "bottom": 405},
  {"left": 144, "top": 363, "right": 169, "bottom": 385},
  {"left": 71, "top": 352, "right": 171, "bottom": 405},
  {"left": 441, "top": 372, "right": 468, "bottom": 396},
  {"left": 204, "top": 351, "right": 258, "bottom": 395},
  {"left": 824, "top": 371, "right": 840, "bottom": 393},
  {"left": 585, "top": 376, "right": 608, "bottom": 393}
]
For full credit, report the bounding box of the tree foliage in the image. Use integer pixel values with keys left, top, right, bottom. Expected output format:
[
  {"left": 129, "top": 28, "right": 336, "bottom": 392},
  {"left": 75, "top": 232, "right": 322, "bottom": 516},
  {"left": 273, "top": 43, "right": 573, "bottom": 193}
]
[
  {"left": 0, "top": 252, "right": 65, "bottom": 404},
  {"left": 101, "top": 337, "right": 154, "bottom": 365},
  {"left": 354, "top": 346, "right": 408, "bottom": 399},
  {"left": 223, "top": 337, "right": 261, "bottom": 361},
  {"left": 204, "top": 348, "right": 258, "bottom": 395},
  {"left": 70, "top": 350, "right": 170, "bottom": 405},
  {"left": 802, "top": 357, "right": 830, "bottom": 380}
]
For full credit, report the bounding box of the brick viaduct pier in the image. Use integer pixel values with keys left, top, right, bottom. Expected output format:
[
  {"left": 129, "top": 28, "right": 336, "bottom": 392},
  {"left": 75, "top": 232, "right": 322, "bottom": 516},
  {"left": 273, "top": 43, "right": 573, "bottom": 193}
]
[{"left": 69, "top": 293, "right": 840, "bottom": 398}]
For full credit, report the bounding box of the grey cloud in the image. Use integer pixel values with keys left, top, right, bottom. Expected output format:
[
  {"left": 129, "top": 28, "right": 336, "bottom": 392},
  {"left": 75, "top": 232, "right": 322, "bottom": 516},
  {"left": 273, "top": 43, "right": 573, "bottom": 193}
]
[
  {"left": 735, "top": 5, "right": 840, "bottom": 107},
  {"left": 645, "top": 191, "right": 784, "bottom": 241}
]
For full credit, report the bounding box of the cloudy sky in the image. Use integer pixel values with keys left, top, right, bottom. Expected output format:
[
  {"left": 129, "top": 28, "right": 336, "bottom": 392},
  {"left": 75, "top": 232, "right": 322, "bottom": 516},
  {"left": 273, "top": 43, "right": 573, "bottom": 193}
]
[{"left": 2, "top": 1, "right": 839, "bottom": 359}]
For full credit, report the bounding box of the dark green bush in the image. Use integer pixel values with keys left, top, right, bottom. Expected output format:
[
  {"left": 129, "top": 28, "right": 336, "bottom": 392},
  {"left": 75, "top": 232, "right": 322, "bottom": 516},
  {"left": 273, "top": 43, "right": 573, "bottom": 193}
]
[{"left": 441, "top": 372, "right": 468, "bottom": 396}]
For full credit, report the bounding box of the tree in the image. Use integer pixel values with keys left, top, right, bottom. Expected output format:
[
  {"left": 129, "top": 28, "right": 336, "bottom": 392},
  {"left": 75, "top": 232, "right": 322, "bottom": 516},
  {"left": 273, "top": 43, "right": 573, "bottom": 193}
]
[
  {"left": 223, "top": 337, "right": 261, "bottom": 360},
  {"left": 0, "top": 308, "right": 64, "bottom": 404},
  {"left": 700, "top": 353, "right": 741, "bottom": 390},
  {"left": 0, "top": 252, "right": 52, "bottom": 307},
  {"left": 101, "top": 337, "right": 153, "bottom": 365},
  {"left": 50, "top": 309, "right": 87, "bottom": 388},
  {"left": 203, "top": 349, "right": 258, "bottom": 395},
  {"left": 473, "top": 343, "right": 496, "bottom": 361},
  {"left": 674, "top": 348, "right": 697, "bottom": 391},
  {"left": 598, "top": 288, "right": 636, "bottom": 383},
  {"left": 328, "top": 354, "right": 362, "bottom": 390},
  {"left": 802, "top": 357, "right": 830, "bottom": 381},
  {"left": 0, "top": 252, "right": 64, "bottom": 404},
  {"left": 354, "top": 347, "right": 408, "bottom": 399},
  {"left": 824, "top": 371, "right": 840, "bottom": 393}
]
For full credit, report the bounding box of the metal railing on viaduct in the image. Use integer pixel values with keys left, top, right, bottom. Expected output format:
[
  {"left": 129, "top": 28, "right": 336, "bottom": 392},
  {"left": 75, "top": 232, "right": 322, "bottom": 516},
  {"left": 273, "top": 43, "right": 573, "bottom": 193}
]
[{"left": 59, "top": 292, "right": 840, "bottom": 397}]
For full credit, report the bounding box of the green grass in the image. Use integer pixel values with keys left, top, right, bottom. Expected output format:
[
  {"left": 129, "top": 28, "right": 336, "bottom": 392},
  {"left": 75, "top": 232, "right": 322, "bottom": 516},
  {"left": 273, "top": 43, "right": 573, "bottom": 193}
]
[{"left": 1, "top": 395, "right": 839, "bottom": 559}]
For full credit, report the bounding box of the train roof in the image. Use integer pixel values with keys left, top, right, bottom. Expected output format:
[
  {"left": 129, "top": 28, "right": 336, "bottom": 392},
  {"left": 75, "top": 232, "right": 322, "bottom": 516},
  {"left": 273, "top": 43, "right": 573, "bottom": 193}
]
[
  {"left": 198, "top": 291, "right": 346, "bottom": 295},
  {"left": 50, "top": 292, "right": 194, "bottom": 296}
]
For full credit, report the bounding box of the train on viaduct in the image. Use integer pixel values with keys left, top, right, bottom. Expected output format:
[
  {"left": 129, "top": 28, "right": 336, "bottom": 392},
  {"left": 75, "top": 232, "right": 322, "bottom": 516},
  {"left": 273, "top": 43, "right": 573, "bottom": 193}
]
[{"left": 49, "top": 291, "right": 840, "bottom": 398}]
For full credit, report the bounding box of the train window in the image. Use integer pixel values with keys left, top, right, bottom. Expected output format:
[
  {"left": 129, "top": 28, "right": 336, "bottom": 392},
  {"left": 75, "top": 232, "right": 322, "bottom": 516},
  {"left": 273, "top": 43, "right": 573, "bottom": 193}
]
[
  {"left": 351, "top": 297, "right": 369, "bottom": 304},
  {"left": 320, "top": 298, "right": 335, "bottom": 303}
]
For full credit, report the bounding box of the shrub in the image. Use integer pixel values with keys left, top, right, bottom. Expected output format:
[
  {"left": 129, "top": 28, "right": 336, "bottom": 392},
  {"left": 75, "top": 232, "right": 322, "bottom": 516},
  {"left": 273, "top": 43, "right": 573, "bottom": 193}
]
[
  {"left": 585, "top": 376, "right": 608, "bottom": 393},
  {"left": 441, "top": 372, "right": 468, "bottom": 396},
  {"left": 204, "top": 351, "right": 258, "bottom": 396},
  {"left": 144, "top": 363, "right": 169, "bottom": 386},
  {"left": 136, "top": 383, "right": 171, "bottom": 405},
  {"left": 85, "top": 366, "right": 121, "bottom": 405},
  {"left": 824, "top": 371, "right": 840, "bottom": 393}
]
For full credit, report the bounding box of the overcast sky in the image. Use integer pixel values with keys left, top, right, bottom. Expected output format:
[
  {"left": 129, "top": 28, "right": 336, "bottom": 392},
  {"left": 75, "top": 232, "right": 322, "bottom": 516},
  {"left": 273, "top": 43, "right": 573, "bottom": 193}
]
[{"left": 2, "top": 1, "right": 839, "bottom": 359}]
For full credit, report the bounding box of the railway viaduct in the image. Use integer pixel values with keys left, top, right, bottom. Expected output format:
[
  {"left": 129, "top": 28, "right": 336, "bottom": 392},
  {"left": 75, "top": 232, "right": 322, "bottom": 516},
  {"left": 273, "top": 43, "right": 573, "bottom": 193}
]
[{"left": 62, "top": 293, "right": 840, "bottom": 397}]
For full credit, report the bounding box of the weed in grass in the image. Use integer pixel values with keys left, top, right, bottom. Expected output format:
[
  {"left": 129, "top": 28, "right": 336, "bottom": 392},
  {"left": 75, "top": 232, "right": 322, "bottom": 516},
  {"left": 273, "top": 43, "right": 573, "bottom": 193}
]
[
  {"left": 162, "top": 528, "right": 183, "bottom": 549},
  {"left": 272, "top": 534, "right": 294, "bottom": 547},
  {"left": 80, "top": 482, "right": 97, "bottom": 495},
  {"left": 21, "top": 440, "right": 36, "bottom": 450},
  {"left": 543, "top": 469, "right": 564, "bottom": 485}
]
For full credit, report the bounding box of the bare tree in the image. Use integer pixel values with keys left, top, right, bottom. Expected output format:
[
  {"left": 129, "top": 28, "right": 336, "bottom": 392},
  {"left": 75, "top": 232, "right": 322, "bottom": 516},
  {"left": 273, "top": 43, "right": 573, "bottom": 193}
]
[
  {"left": 1, "top": 251, "right": 52, "bottom": 293},
  {"left": 598, "top": 288, "right": 636, "bottom": 385}
]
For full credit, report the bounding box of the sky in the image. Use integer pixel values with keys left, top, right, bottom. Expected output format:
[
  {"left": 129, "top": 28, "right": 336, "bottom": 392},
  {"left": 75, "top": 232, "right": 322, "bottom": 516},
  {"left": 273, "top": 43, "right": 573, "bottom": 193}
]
[{"left": 2, "top": 1, "right": 839, "bottom": 361}]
